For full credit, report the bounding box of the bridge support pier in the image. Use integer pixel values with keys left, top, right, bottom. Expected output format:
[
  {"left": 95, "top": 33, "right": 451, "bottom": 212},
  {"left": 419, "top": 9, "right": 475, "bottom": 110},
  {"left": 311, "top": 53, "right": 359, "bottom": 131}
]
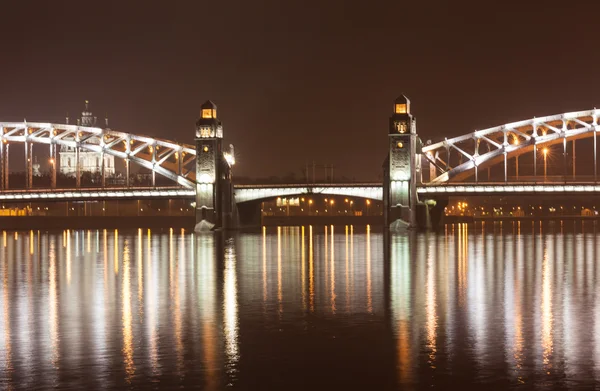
[
  {"left": 384, "top": 95, "right": 422, "bottom": 230},
  {"left": 194, "top": 101, "right": 236, "bottom": 232}
]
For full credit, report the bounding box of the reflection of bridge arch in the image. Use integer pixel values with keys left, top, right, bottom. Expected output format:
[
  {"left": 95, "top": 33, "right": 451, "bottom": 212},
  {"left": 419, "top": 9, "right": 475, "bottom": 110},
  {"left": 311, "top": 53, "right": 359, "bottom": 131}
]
[
  {"left": 1, "top": 122, "right": 200, "bottom": 188},
  {"left": 234, "top": 184, "right": 383, "bottom": 204},
  {"left": 421, "top": 109, "right": 600, "bottom": 184}
]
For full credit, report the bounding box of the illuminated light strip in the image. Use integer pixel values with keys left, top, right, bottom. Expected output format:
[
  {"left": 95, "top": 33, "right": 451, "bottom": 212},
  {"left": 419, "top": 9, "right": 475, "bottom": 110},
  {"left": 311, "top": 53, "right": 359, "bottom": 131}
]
[
  {"left": 417, "top": 184, "right": 600, "bottom": 194},
  {"left": 0, "top": 189, "right": 195, "bottom": 201}
]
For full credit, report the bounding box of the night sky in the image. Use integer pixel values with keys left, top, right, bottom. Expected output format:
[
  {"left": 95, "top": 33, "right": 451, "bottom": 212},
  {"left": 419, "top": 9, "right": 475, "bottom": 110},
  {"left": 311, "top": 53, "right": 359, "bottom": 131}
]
[{"left": 1, "top": 1, "right": 598, "bottom": 181}]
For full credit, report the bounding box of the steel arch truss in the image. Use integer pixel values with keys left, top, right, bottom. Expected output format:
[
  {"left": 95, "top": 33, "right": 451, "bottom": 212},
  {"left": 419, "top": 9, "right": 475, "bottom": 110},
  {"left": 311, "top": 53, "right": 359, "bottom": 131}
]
[
  {"left": 421, "top": 109, "right": 600, "bottom": 184},
  {"left": 0, "top": 122, "right": 201, "bottom": 189}
]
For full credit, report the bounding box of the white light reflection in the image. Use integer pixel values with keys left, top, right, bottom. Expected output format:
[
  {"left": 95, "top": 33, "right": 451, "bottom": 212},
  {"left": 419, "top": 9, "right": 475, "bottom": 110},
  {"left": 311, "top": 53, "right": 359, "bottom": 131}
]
[
  {"left": 425, "top": 232, "right": 437, "bottom": 370},
  {"left": 223, "top": 238, "right": 239, "bottom": 385},
  {"left": 541, "top": 245, "right": 553, "bottom": 374}
]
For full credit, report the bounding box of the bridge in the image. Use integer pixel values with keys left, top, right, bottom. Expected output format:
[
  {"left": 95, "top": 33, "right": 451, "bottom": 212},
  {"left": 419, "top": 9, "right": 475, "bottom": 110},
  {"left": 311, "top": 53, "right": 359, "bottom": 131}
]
[{"left": 1, "top": 97, "right": 600, "bottom": 230}]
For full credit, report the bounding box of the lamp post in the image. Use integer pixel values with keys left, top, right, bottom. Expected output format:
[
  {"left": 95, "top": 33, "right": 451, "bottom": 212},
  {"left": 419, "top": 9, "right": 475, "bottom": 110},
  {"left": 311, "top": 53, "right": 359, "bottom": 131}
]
[
  {"left": 366, "top": 199, "right": 371, "bottom": 216},
  {"left": 543, "top": 148, "right": 549, "bottom": 181},
  {"left": 308, "top": 199, "right": 313, "bottom": 215}
]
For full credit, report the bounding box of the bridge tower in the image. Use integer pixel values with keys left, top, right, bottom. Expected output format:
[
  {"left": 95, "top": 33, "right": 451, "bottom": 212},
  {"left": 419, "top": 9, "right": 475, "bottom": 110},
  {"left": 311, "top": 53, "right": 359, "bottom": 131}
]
[
  {"left": 195, "top": 100, "right": 235, "bottom": 231},
  {"left": 383, "top": 95, "right": 420, "bottom": 228}
]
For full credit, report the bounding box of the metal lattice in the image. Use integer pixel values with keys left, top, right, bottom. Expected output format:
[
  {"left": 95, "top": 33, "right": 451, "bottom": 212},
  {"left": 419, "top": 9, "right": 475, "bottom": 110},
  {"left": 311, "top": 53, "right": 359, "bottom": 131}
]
[
  {"left": 0, "top": 122, "right": 203, "bottom": 189},
  {"left": 421, "top": 109, "right": 600, "bottom": 184}
]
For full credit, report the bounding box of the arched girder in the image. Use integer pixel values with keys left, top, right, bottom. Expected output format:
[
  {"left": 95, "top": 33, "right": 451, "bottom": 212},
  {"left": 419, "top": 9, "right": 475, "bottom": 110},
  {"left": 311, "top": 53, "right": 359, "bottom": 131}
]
[
  {"left": 421, "top": 109, "right": 599, "bottom": 183},
  {"left": 0, "top": 122, "right": 200, "bottom": 189}
]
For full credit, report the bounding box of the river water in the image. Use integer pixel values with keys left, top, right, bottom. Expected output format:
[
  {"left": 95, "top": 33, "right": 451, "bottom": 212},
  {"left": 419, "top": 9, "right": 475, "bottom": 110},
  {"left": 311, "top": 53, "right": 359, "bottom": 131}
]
[{"left": 0, "top": 222, "right": 599, "bottom": 390}]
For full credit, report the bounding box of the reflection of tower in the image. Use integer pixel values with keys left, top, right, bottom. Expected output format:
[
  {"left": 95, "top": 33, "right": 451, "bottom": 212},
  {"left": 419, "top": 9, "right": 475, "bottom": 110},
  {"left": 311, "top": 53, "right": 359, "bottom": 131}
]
[
  {"left": 59, "top": 100, "right": 115, "bottom": 177},
  {"left": 384, "top": 95, "right": 419, "bottom": 228}
]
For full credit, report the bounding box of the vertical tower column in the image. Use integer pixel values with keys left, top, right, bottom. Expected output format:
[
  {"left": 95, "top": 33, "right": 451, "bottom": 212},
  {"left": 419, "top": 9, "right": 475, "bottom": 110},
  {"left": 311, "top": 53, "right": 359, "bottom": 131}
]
[
  {"left": 25, "top": 141, "right": 32, "bottom": 189},
  {"left": 195, "top": 101, "right": 221, "bottom": 230},
  {"left": 384, "top": 95, "right": 420, "bottom": 228},
  {"left": 195, "top": 100, "right": 233, "bottom": 231}
]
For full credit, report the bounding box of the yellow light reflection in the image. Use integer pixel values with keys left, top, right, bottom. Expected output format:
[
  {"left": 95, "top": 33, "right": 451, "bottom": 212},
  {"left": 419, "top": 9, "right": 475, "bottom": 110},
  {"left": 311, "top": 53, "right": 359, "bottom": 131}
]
[
  {"left": 66, "top": 229, "right": 71, "bottom": 284},
  {"left": 330, "top": 225, "right": 336, "bottom": 314},
  {"left": 309, "top": 225, "right": 314, "bottom": 313},
  {"left": 170, "top": 227, "right": 183, "bottom": 375},
  {"left": 3, "top": 234, "right": 13, "bottom": 378},
  {"left": 29, "top": 230, "right": 34, "bottom": 255},
  {"left": 122, "top": 239, "right": 134, "bottom": 381},
  {"left": 114, "top": 229, "right": 119, "bottom": 275},
  {"left": 87, "top": 230, "right": 91, "bottom": 254},
  {"left": 137, "top": 229, "right": 143, "bottom": 307},
  {"left": 366, "top": 224, "right": 372, "bottom": 313},
  {"left": 345, "top": 225, "right": 350, "bottom": 313},
  {"left": 2, "top": 231, "right": 5, "bottom": 248},
  {"left": 301, "top": 226, "right": 306, "bottom": 311},
  {"left": 262, "top": 226, "right": 267, "bottom": 305},
  {"left": 541, "top": 247, "right": 553, "bottom": 373},
  {"left": 425, "top": 239, "right": 437, "bottom": 369},
  {"left": 48, "top": 237, "right": 59, "bottom": 368},
  {"left": 277, "top": 226, "right": 282, "bottom": 315}
]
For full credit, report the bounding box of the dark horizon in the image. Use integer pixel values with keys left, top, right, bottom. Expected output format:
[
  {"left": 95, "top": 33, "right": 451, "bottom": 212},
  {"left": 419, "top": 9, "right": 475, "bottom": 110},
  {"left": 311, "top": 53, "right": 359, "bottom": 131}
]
[{"left": 1, "top": 1, "right": 598, "bottom": 181}]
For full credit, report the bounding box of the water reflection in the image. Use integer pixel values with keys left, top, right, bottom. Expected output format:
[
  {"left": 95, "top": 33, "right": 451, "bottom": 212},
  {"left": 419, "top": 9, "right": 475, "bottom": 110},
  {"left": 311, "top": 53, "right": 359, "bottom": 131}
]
[{"left": 1, "top": 224, "right": 600, "bottom": 389}]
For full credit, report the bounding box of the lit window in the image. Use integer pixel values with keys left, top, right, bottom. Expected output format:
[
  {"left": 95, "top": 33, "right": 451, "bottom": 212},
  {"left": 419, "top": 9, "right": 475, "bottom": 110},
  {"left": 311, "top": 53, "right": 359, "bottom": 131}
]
[
  {"left": 203, "top": 146, "right": 209, "bottom": 152},
  {"left": 397, "top": 142, "right": 403, "bottom": 149},
  {"left": 202, "top": 109, "right": 213, "bottom": 119},
  {"left": 395, "top": 104, "right": 407, "bottom": 114},
  {"left": 200, "top": 127, "right": 211, "bottom": 137}
]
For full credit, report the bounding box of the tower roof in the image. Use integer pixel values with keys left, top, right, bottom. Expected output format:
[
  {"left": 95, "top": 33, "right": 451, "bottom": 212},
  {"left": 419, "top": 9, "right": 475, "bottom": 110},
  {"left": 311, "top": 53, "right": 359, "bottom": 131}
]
[
  {"left": 201, "top": 100, "right": 217, "bottom": 109},
  {"left": 394, "top": 95, "right": 410, "bottom": 104}
]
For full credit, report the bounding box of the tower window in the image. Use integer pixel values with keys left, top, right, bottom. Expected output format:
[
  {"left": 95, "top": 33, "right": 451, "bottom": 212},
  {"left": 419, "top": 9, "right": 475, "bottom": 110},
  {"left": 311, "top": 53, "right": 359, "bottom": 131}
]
[
  {"left": 202, "top": 109, "right": 214, "bottom": 119},
  {"left": 200, "top": 127, "right": 212, "bottom": 137},
  {"left": 395, "top": 104, "right": 407, "bottom": 114}
]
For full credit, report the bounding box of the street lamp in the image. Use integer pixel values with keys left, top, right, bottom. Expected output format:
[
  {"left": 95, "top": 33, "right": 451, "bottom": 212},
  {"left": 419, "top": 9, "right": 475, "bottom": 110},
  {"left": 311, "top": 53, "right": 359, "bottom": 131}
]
[
  {"left": 308, "top": 199, "right": 313, "bottom": 215},
  {"left": 543, "top": 147, "right": 549, "bottom": 181},
  {"left": 513, "top": 137, "right": 519, "bottom": 180},
  {"left": 330, "top": 199, "right": 334, "bottom": 215},
  {"left": 366, "top": 199, "right": 371, "bottom": 216}
]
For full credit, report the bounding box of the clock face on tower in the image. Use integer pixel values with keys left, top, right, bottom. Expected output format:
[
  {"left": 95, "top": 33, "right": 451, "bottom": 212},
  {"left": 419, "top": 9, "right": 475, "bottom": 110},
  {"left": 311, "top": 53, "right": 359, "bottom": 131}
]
[{"left": 396, "top": 121, "right": 407, "bottom": 133}]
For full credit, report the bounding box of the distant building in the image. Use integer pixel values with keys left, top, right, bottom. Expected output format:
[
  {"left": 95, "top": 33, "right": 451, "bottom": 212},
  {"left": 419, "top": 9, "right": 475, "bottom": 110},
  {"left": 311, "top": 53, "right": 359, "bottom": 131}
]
[{"left": 59, "top": 101, "right": 115, "bottom": 177}]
